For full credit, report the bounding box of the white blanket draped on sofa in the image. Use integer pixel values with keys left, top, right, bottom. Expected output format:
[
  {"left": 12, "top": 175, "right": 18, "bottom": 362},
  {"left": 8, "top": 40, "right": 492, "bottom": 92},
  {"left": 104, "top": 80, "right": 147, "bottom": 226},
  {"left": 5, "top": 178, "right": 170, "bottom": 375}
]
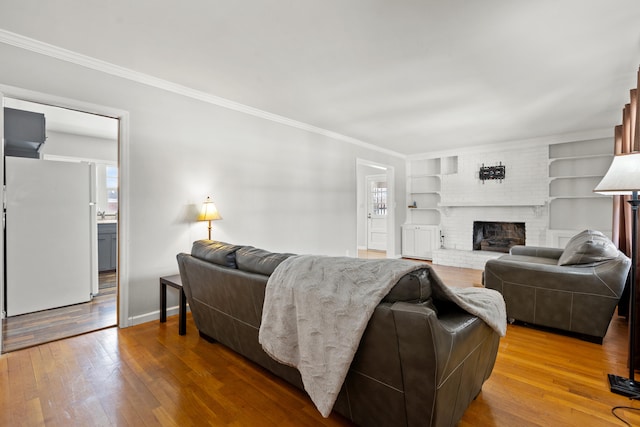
[{"left": 258, "top": 255, "right": 506, "bottom": 418}]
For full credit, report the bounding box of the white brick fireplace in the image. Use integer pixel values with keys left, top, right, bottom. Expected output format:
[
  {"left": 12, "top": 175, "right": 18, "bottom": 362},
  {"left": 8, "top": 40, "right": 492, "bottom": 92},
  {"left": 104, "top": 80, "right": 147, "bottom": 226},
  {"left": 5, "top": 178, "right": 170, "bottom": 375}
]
[
  {"left": 433, "top": 204, "right": 547, "bottom": 269},
  {"left": 431, "top": 145, "right": 549, "bottom": 269}
]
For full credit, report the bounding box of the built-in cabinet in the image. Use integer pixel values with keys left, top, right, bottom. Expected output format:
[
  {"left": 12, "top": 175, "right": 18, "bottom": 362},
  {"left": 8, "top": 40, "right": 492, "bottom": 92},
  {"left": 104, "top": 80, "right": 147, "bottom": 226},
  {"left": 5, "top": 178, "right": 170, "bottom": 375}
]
[
  {"left": 548, "top": 139, "right": 613, "bottom": 245},
  {"left": 401, "top": 224, "right": 439, "bottom": 259},
  {"left": 98, "top": 222, "right": 117, "bottom": 272},
  {"left": 403, "top": 156, "right": 457, "bottom": 259}
]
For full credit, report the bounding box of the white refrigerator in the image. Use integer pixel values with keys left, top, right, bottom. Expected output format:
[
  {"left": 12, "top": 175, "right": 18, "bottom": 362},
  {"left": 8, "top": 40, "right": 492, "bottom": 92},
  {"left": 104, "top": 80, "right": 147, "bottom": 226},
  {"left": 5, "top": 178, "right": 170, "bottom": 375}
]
[{"left": 5, "top": 157, "right": 97, "bottom": 316}]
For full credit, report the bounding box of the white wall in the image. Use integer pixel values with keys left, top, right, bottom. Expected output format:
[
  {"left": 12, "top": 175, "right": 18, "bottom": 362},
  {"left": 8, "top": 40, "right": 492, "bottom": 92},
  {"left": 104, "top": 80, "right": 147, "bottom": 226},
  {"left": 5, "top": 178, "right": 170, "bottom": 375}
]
[{"left": 0, "top": 43, "right": 406, "bottom": 323}]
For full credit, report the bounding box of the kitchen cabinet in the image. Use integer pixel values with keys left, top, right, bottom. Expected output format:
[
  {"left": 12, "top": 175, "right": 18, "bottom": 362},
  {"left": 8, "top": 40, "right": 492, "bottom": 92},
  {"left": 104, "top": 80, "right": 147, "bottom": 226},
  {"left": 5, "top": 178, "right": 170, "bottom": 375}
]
[
  {"left": 4, "top": 107, "right": 46, "bottom": 158},
  {"left": 98, "top": 222, "right": 117, "bottom": 271}
]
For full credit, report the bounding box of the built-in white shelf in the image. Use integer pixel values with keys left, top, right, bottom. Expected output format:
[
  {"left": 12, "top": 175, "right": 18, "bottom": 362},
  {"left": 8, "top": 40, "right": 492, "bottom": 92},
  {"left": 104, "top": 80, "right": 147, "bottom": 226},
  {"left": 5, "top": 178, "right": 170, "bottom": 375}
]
[
  {"left": 548, "top": 153, "right": 612, "bottom": 162},
  {"left": 548, "top": 174, "right": 607, "bottom": 180},
  {"left": 437, "top": 201, "right": 546, "bottom": 207},
  {"left": 410, "top": 174, "right": 440, "bottom": 178},
  {"left": 548, "top": 195, "right": 609, "bottom": 200},
  {"left": 548, "top": 138, "right": 613, "bottom": 232}
]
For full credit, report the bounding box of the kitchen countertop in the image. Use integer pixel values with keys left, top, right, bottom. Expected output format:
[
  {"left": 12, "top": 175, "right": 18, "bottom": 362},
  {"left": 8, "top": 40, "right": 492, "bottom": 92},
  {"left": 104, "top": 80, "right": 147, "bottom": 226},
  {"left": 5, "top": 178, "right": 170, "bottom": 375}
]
[{"left": 97, "top": 219, "right": 118, "bottom": 224}]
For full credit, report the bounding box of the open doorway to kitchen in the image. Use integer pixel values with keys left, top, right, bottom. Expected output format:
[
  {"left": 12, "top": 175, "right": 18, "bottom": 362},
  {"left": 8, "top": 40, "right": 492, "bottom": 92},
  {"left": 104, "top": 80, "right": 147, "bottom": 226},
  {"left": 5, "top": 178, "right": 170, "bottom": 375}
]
[{"left": 1, "top": 97, "right": 119, "bottom": 353}]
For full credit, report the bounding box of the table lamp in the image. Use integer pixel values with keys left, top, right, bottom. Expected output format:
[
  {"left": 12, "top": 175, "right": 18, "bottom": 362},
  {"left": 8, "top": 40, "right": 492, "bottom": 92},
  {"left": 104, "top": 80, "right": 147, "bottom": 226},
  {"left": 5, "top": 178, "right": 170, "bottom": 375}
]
[{"left": 198, "top": 196, "right": 222, "bottom": 240}]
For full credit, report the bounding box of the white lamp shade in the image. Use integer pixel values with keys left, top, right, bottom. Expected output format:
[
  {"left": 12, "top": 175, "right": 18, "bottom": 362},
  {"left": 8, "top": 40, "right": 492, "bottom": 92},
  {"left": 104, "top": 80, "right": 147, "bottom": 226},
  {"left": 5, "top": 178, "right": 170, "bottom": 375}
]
[
  {"left": 198, "top": 196, "right": 222, "bottom": 221},
  {"left": 594, "top": 152, "right": 640, "bottom": 195}
]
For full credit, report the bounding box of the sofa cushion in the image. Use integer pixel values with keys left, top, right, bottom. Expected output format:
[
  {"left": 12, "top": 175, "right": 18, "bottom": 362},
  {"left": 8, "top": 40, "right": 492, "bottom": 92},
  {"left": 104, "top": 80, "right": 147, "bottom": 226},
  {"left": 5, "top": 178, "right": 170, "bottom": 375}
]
[
  {"left": 191, "top": 240, "right": 243, "bottom": 268},
  {"left": 383, "top": 268, "right": 432, "bottom": 303},
  {"left": 565, "top": 229, "right": 606, "bottom": 244},
  {"left": 558, "top": 230, "right": 619, "bottom": 266},
  {"left": 236, "top": 246, "right": 294, "bottom": 276}
]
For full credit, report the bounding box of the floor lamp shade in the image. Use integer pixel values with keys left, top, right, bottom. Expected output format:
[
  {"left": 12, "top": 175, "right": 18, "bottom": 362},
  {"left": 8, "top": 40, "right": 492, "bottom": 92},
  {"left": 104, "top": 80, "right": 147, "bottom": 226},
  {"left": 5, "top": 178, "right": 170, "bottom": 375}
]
[
  {"left": 594, "top": 152, "right": 640, "bottom": 398},
  {"left": 594, "top": 152, "right": 640, "bottom": 195},
  {"left": 198, "top": 196, "right": 222, "bottom": 240}
]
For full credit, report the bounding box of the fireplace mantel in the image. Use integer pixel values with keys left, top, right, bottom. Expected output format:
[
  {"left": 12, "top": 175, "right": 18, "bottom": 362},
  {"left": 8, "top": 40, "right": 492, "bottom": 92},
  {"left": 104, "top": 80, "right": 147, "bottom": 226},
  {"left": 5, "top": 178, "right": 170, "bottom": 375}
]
[{"left": 437, "top": 201, "right": 546, "bottom": 217}]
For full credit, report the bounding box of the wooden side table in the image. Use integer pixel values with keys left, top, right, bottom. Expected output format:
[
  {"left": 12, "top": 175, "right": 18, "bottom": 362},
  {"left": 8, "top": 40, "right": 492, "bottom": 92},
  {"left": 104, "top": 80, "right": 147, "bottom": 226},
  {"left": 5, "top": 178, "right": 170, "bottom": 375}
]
[{"left": 160, "top": 274, "right": 186, "bottom": 335}]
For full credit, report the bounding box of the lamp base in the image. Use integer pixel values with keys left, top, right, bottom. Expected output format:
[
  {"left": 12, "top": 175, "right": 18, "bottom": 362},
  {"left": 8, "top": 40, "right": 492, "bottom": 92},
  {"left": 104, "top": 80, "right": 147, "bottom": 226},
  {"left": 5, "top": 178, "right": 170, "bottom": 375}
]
[{"left": 608, "top": 374, "right": 640, "bottom": 399}]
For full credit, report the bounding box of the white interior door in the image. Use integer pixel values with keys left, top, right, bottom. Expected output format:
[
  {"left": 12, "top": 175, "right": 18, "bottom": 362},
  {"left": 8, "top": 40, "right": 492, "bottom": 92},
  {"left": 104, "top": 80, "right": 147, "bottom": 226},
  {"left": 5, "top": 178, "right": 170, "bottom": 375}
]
[
  {"left": 366, "top": 174, "right": 388, "bottom": 251},
  {"left": 5, "top": 157, "right": 94, "bottom": 316}
]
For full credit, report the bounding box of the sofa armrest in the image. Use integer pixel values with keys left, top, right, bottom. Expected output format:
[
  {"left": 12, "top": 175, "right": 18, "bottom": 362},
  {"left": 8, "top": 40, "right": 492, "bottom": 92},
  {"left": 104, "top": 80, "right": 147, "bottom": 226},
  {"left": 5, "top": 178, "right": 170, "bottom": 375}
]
[
  {"left": 509, "top": 245, "right": 564, "bottom": 259},
  {"left": 390, "top": 301, "right": 499, "bottom": 427},
  {"left": 484, "top": 254, "right": 629, "bottom": 297}
]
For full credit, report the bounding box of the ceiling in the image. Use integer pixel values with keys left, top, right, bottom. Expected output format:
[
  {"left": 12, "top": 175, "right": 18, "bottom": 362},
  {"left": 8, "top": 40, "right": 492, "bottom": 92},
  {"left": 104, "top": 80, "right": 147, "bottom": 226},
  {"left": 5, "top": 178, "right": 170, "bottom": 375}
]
[{"left": 1, "top": 1, "right": 640, "bottom": 156}]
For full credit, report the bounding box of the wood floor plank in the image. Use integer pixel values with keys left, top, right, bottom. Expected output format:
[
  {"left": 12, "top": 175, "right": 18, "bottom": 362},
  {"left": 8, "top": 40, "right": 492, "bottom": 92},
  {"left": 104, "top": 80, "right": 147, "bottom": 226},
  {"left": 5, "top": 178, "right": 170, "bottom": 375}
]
[{"left": 2, "top": 272, "right": 117, "bottom": 353}]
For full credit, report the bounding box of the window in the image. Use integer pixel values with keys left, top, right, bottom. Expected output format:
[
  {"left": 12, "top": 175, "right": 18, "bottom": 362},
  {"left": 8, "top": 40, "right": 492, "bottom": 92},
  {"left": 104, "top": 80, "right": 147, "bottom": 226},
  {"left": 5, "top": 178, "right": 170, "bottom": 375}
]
[{"left": 371, "top": 182, "right": 387, "bottom": 216}]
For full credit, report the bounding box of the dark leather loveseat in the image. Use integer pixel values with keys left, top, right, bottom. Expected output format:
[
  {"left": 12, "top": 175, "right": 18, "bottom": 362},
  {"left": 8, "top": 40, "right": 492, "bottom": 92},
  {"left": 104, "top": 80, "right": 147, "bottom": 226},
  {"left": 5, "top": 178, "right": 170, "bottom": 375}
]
[
  {"left": 483, "top": 230, "right": 631, "bottom": 342},
  {"left": 177, "top": 240, "right": 501, "bottom": 427}
]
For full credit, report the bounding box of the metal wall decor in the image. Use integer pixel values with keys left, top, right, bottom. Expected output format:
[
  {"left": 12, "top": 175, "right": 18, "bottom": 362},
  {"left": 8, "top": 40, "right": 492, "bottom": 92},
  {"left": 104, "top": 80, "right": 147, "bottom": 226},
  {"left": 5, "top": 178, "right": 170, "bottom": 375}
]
[{"left": 479, "top": 162, "right": 505, "bottom": 183}]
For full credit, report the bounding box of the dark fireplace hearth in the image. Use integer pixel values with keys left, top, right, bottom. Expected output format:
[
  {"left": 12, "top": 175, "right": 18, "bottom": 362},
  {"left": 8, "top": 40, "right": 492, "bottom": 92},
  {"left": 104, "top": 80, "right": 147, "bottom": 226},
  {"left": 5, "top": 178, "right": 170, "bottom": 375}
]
[{"left": 473, "top": 221, "right": 525, "bottom": 253}]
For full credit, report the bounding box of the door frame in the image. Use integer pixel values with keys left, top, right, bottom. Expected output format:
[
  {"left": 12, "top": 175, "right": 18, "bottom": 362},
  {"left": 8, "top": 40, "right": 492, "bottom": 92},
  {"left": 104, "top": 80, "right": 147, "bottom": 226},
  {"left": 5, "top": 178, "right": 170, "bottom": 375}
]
[
  {"left": 356, "top": 158, "right": 395, "bottom": 258},
  {"left": 0, "top": 84, "right": 130, "bottom": 352}
]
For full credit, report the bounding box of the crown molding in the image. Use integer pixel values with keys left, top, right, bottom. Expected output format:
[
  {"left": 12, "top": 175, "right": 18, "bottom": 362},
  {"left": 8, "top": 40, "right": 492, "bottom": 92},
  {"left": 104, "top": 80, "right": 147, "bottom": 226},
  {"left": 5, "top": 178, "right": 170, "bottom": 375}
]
[
  {"left": 0, "top": 29, "right": 405, "bottom": 159},
  {"left": 407, "top": 128, "right": 613, "bottom": 160}
]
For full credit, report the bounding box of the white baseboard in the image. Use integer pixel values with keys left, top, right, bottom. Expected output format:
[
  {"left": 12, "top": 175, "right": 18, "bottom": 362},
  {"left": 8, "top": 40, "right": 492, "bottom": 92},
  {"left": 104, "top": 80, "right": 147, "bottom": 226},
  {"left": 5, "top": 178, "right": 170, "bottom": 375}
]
[{"left": 128, "top": 304, "right": 190, "bottom": 326}]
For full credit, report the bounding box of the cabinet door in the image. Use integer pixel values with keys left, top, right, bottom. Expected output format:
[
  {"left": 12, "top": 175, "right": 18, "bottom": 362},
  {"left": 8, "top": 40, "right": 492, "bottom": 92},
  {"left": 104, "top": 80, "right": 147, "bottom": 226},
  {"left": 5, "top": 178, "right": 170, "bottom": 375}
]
[
  {"left": 402, "top": 226, "right": 417, "bottom": 256},
  {"left": 109, "top": 233, "right": 117, "bottom": 269},
  {"left": 403, "top": 225, "right": 437, "bottom": 259},
  {"left": 98, "top": 233, "right": 112, "bottom": 271},
  {"left": 415, "top": 227, "right": 435, "bottom": 259}
]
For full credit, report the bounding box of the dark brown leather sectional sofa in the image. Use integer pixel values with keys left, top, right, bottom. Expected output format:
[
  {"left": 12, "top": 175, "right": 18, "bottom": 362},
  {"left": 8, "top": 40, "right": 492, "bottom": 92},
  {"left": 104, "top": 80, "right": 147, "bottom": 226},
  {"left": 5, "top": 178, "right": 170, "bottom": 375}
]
[{"left": 177, "top": 240, "right": 501, "bottom": 427}]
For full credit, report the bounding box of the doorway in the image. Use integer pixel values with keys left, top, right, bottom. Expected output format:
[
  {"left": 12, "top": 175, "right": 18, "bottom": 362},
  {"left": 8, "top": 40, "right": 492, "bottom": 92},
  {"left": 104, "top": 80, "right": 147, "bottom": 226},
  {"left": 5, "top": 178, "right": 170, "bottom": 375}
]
[
  {"left": 356, "top": 159, "right": 395, "bottom": 259},
  {"left": 366, "top": 174, "right": 388, "bottom": 251},
  {"left": 1, "top": 97, "right": 119, "bottom": 352}
]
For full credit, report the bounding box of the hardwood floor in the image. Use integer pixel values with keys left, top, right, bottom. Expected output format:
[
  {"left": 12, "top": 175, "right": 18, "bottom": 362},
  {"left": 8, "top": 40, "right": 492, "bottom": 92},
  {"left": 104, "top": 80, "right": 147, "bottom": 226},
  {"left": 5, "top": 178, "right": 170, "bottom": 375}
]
[
  {"left": 356, "top": 249, "right": 387, "bottom": 259},
  {"left": 358, "top": 249, "right": 484, "bottom": 288},
  {"left": 1, "top": 271, "right": 117, "bottom": 353},
  {"left": 1, "top": 265, "right": 640, "bottom": 426}
]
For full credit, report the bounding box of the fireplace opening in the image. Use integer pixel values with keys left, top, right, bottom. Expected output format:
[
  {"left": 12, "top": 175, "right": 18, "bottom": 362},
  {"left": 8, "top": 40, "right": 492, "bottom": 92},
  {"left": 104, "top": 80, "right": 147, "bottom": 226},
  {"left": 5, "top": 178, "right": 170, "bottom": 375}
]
[{"left": 473, "top": 221, "right": 525, "bottom": 253}]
